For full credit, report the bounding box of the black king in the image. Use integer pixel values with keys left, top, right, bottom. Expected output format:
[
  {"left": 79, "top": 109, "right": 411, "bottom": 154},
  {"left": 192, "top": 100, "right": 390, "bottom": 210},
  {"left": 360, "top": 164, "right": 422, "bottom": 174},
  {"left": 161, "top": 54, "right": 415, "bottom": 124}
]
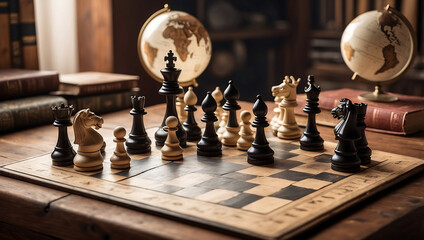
[{"left": 155, "top": 50, "right": 187, "bottom": 147}]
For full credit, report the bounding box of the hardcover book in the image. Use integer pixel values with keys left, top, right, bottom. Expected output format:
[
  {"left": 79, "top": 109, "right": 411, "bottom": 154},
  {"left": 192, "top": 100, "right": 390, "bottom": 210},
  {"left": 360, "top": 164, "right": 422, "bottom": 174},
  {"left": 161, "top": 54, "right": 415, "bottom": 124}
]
[
  {"left": 0, "top": 68, "right": 59, "bottom": 100},
  {"left": 54, "top": 89, "right": 138, "bottom": 114},
  {"left": 0, "top": 95, "right": 66, "bottom": 133},
  {"left": 59, "top": 72, "right": 139, "bottom": 96},
  {"left": 295, "top": 88, "right": 424, "bottom": 135}
]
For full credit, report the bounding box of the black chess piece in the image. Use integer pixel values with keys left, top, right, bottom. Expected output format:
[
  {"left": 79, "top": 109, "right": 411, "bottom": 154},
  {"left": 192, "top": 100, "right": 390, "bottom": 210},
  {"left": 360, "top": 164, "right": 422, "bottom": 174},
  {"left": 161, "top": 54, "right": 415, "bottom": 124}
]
[
  {"left": 197, "top": 92, "right": 222, "bottom": 156},
  {"left": 51, "top": 103, "right": 76, "bottom": 166},
  {"left": 331, "top": 98, "right": 361, "bottom": 173},
  {"left": 183, "top": 87, "right": 202, "bottom": 141},
  {"left": 355, "top": 103, "right": 372, "bottom": 165},
  {"left": 300, "top": 75, "right": 324, "bottom": 151},
  {"left": 155, "top": 50, "right": 187, "bottom": 147},
  {"left": 222, "top": 80, "right": 241, "bottom": 146},
  {"left": 247, "top": 95, "right": 274, "bottom": 165},
  {"left": 126, "top": 96, "right": 151, "bottom": 154}
]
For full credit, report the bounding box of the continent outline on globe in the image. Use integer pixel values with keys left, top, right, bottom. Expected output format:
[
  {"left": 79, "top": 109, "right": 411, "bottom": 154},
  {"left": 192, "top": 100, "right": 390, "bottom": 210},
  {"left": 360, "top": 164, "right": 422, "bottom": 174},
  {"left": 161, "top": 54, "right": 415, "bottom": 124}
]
[{"left": 138, "top": 5, "right": 212, "bottom": 87}]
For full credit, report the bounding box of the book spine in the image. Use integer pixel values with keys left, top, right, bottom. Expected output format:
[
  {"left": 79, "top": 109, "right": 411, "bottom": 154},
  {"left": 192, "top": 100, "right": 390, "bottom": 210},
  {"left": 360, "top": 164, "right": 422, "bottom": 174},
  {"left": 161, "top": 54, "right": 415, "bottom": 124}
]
[
  {"left": 0, "top": 0, "right": 11, "bottom": 68},
  {"left": 0, "top": 95, "right": 67, "bottom": 133},
  {"left": 8, "top": 0, "right": 22, "bottom": 68},
  {"left": 19, "top": 0, "right": 38, "bottom": 69},
  {"left": 296, "top": 96, "right": 407, "bottom": 134},
  {"left": 66, "top": 90, "right": 134, "bottom": 114},
  {"left": 77, "top": 81, "right": 137, "bottom": 96},
  {"left": 0, "top": 74, "right": 60, "bottom": 100}
]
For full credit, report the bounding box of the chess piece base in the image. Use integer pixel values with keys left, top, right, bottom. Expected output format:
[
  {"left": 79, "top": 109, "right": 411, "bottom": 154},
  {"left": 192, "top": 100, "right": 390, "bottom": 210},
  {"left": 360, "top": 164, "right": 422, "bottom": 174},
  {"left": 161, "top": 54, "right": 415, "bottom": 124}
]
[
  {"left": 300, "top": 134, "right": 324, "bottom": 151},
  {"left": 358, "top": 147, "right": 372, "bottom": 165},
  {"left": 277, "top": 124, "right": 301, "bottom": 139},
  {"left": 247, "top": 155, "right": 274, "bottom": 165},
  {"left": 127, "top": 147, "right": 151, "bottom": 154},
  {"left": 331, "top": 163, "right": 360, "bottom": 173},
  {"left": 162, "top": 154, "right": 183, "bottom": 161},
  {"left": 74, "top": 165, "right": 103, "bottom": 172},
  {"left": 222, "top": 126, "right": 240, "bottom": 146},
  {"left": 51, "top": 147, "right": 76, "bottom": 166},
  {"left": 111, "top": 163, "right": 131, "bottom": 169},
  {"left": 331, "top": 153, "right": 361, "bottom": 173}
]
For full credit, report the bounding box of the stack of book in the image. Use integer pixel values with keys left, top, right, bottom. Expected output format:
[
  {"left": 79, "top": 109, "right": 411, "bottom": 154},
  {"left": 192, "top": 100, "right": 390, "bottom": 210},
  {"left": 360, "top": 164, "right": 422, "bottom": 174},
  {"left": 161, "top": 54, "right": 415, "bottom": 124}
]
[
  {"left": 0, "top": 69, "right": 65, "bottom": 133},
  {"left": 52, "top": 72, "right": 139, "bottom": 114},
  {"left": 295, "top": 88, "right": 424, "bottom": 135}
]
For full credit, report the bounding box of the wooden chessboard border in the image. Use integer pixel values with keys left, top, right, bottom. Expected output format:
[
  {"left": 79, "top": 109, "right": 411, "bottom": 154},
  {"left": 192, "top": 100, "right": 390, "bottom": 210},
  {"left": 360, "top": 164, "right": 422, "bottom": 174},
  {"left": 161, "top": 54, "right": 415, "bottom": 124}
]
[{"left": 1, "top": 134, "right": 423, "bottom": 239}]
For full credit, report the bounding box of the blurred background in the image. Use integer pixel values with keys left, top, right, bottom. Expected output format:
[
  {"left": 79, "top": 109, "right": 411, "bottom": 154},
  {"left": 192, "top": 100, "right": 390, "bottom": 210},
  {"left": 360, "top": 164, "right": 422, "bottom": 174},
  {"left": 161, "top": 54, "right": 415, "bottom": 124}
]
[{"left": 32, "top": 0, "right": 424, "bottom": 106}]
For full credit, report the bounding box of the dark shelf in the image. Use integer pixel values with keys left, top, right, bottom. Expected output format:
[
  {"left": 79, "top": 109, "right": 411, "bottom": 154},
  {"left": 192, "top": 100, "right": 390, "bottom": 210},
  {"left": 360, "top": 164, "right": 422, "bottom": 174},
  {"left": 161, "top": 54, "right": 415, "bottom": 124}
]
[
  {"left": 209, "top": 27, "right": 290, "bottom": 41},
  {"left": 310, "top": 29, "right": 342, "bottom": 39}
]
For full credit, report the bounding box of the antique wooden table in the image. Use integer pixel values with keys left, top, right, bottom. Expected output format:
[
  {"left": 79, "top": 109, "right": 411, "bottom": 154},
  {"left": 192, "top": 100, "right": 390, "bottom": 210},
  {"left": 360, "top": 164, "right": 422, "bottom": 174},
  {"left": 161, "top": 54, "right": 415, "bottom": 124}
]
[{"left": 1, "top": 102, "right": 423, "bottom": 239}]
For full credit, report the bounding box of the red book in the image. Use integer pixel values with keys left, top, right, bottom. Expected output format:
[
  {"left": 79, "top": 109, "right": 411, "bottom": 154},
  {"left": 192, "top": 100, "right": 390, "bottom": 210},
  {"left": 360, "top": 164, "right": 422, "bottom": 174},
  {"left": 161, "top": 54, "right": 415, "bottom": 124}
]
[
  {"left": 295, "top": 88, "right": 424, "bottom": 135},
  {"left": 0, "top": 69, "right": 59, "bottom": 100}
]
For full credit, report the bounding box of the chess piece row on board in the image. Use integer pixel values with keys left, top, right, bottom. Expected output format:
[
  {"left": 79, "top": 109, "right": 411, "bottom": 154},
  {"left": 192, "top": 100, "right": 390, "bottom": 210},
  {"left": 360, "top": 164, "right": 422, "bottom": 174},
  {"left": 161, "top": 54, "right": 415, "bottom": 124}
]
[{"left": 50, "top": 50, "right": 371, "bottom": 174}]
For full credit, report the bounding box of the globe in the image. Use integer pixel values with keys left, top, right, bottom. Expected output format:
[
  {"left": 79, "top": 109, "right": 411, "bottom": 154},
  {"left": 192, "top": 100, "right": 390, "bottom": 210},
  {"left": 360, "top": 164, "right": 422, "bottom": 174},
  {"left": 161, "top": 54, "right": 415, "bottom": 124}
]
[
  {"left": 138, "top": 5, "right": 212, "bottom": 87},
  {"left": 340, "top": 5, "right": 416, "bottom": 102}
]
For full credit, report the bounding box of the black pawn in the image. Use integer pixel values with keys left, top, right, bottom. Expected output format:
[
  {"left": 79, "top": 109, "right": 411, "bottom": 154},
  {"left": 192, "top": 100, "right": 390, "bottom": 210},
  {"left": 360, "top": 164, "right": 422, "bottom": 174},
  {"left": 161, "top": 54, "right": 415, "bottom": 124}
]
[
  {"left": 197, "top": 92, "right": 222, "bottom": 156},
  {"left": 355, "top": 103, "right": 372, "bottom": 165},
  {"left": 223, "top": 80, "right": 241, "bottom": 128},
  {"left": 300, "top": 75, "right": 324, "bottom": 151},
  {"left": 247, "top": 95, "right": 274, "bottom": 165},
  {"left": 331, "top": 98, "right": 361, "bottom": 173},
  {"left": 51, "top": 103, "right": 76, "bottom": 166},
  {"left": 183, "top": 87, "right": 202, "bottom": 141},
  {"left": 126, "top": 96, "right": 151, "bottom": 154},
  {"left": 155, "top": 50, "right": 187, "bottom": 147}
]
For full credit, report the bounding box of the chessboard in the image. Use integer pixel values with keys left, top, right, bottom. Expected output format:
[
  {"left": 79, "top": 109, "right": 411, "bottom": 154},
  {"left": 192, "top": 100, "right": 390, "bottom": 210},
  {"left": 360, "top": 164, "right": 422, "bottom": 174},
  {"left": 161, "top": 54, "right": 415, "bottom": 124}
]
[{"left": 1, "top": 128, "right": 423, "bottom": 239}]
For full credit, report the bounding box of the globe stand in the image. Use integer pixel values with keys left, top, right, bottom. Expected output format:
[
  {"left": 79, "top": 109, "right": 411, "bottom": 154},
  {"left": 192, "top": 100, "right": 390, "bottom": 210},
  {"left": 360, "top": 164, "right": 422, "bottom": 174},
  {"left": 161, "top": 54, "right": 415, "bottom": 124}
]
[{"left": 358, "top": 84, "right": 398, "bottom": 102}]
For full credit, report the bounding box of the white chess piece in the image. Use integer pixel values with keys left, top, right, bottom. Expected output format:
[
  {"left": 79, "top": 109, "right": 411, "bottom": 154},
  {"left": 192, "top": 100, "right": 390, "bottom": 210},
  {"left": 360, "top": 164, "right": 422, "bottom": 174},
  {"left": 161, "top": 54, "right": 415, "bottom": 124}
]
[
  {"left": 161, "top": 116, "right": 183, "bottom": 161},
  {"left": 237, "top": 111, "right": 254, "bottom": 151},
  {"left": 110, "top": 126, "right": 131, "bottom": 169}
]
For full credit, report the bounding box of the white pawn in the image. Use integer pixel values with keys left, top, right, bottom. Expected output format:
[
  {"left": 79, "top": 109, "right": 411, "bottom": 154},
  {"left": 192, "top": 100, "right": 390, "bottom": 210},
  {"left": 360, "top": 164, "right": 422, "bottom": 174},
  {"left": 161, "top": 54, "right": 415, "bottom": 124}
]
[
  {"left": 161, "top": 116, "right": 183, "bottom": 161},
  {"left": 237, "top": 111, "right": 254, "bottom": 151},
  {"left": 217, "top": 111, "right": 228, "bottom": 141},
  {"left": 212, "top": 86, "right": 223, "bottom": 129},
  {"left": 110, "top": 126, "right": 131, "bottom": 169}
]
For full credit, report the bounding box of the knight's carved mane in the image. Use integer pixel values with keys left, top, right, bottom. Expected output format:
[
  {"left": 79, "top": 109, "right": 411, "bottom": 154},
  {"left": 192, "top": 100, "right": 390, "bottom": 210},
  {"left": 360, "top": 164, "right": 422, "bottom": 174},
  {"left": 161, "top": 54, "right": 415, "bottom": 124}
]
[{"left": 73, "top": 109, "right": 89, "bottom": 144}]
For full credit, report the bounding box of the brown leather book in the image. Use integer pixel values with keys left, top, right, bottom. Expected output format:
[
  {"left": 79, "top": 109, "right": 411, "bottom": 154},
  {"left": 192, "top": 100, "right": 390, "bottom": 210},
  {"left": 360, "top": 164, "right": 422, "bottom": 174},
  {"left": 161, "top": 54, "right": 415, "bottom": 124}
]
[
  {"left": 295, "top": 88, "right": 424, "bottom": 135},
  {"left": 0, "top": 68, "right": 59, "bottom": 100},
  {"left": 59, "top": 72, "right": 139, "bottom": 96}
]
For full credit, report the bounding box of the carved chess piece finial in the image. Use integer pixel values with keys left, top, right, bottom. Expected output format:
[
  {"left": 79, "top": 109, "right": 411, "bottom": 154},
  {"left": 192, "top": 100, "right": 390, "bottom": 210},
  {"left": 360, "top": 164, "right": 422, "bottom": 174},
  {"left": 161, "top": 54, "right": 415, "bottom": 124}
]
[
  {"left": 222, "top": 80, "right": 241, "bottom": 146},
  {"left": 212, "top": 86, "right": 223, "bottom": 129},
  {"left": 300, "top": 75, "right": 324, "bottom": 151},
  {"left": 161, "top": 116, "right": 183, "bottom": 161},
  {"left": 110, "top": 126, "right": 131, "bottom": 169},
  {"left": 197, "top": 92, "right": 222, "bottom": 156},
  {"left": 247, "top": 95, "right": 274, "bottom": 165},
  {"left": 73, "top": 109, "right": 104, "bottom": 172},
  {"left": 237, "top": 110, "right": 254, "bottom": 151},
  {"left": 183, "top": 86, "right": 202, "bottom": 141},
  {"left": 331, "top": 98, "right": 361, "bottom": 173},
  {"left": 155, "top": 50, "right": 187, "bottom": 147},
  {"left": 355, "top": 103, "right": 372, "bottom": 165},
  {"left": 51, "top": 103, "right": 76, "bottom": 166},
  {"left": 126, "top": 96, "right": 151, "bottom": 154}
]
